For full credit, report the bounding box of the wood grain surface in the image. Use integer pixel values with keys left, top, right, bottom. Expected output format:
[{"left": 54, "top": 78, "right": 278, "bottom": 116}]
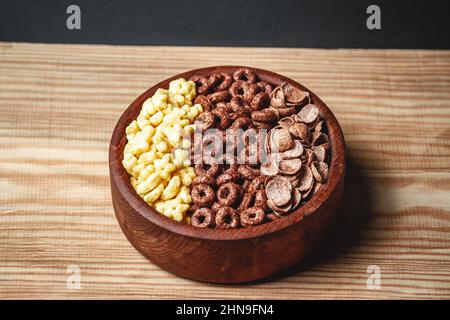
[{"left": 0, "top": 42, "right": 449, "bottom": 299}]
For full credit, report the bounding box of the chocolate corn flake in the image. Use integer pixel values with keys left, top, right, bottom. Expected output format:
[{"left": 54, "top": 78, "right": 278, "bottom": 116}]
[
  {"left": 281, "top": 82, "right": 309, "bottom": 106},
  {"left": 281, "top": 140, "right": 304, "bottom": 159},
  {"left": 261, "top": 91, "right": 331, "bottom": 216},
  {"left": 270, "top": 127, "right": 293, "bottom": 152},
  {"left": 265, "top": 176, "right": 292, "bottom": 207},
  {"left": 296, "top": 104, "right": 319, "bottom": 124},
  {"left": 279, "top": 158, "right": 303, "bottom": 175},
  {"left": 311, "top": 161, "right": 329, "bottom": 183}
]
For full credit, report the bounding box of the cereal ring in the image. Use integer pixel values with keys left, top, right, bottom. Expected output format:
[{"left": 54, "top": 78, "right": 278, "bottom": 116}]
[
  {"left": 251, "top": 108, "right": 279, "bottom": 122},
  {"left": 215, "top": 207, "right": 240, "bottom": 229},
  {"left": 211, "top": 106, "right": 233, "bottom": 129},
  {"left": 191, "top": 183, "right": 216, "bottom": 207},
  {"left": 240, "top": 207, "right": 265, "bottom": 227},
  {"left": 257, "top": 80, "right": 273, "bottom": 94},
  {"left": 254, "top": 189, "right": 270, "bottom": 212},
  {"left": 191, "top": 208, "right": 215, "bottom": 228},
  {"left": 194, "top": 95, "right": 212, "bottom": 111},
  {"left": 230, "top": 117, "right": 252, "bottom": 130},
  {"left": 217, "top": 182, "right": 241, "bottom": 207},
  {"left": 195, "top": 111, "right": 216, "bottom": 132},
  {"left": 189, "top": 75, "right": 210, "bottom": 95},
  {"left": 276, "top": 106, "right": 297, "bottom": 118},
  {"left": 207, "top": 90, "right": 230, "bottom": 103},
  {"left": 214, "top": 101, "right": 229, "bottom": 110},
  {"left": 229, "top": 96, "right": 249, "bottom": 112},
  {"left": 238, "top": 165, "right": 260, "bottom": 180},
  {"left": 192, "top": 175, "right": 216, "bottom": 187},
  {"left": 253, "top": 121, "right": 274, "bottom": 130},
  {"left": 238, "top": 192, "right": 254, "bottom": 211},
  {"left": 233, "top": 68, "right": 257, "bottom": 84},
  {"left": 248, "top": 175, "right": 266, "bottom": 194},
  {"left": 250, "top": 92, "right": 270, "bottom": 111},
  {"left": 230, "top": 105, "right": 252, "bottom": 121},
  {"left": 208, "top": 73, "right": 233, "bottom": 91},
  {"left": 244, "top": 83, "right": 263, "bottom": 103},
  {"left": 216, "top": 171, "right": 241, "bottom": 186},
  {"left": 229, "top": 80, "right": 250, "bottom": 98},
  {"left": 194, "top": 162, "right": 221, "bottom": 177}
]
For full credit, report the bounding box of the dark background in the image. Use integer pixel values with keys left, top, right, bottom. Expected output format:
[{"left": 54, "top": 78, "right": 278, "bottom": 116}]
[{"left": 1, "top": 0, "right": 450, "bottom": 48}]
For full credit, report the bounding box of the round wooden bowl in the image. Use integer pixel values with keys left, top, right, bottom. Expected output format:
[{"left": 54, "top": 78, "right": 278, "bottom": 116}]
[{"left": 109, "top": 66, "right": 346, "bottom": 283}]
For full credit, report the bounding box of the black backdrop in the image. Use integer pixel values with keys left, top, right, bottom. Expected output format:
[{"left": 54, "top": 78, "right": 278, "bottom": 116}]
[{"left": 1, "top": 0, "right": 450, "bottom": 48}]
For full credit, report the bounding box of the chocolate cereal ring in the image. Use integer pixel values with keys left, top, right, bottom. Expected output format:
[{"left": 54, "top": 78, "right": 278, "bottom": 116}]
[
  {"left": 230, "top": 117, "right": 252, "bottom": 130},
  {"left": 250, "top": 92, "right": 270, "bottom": 111},
  {"left": 211, "top": 106, "right": 233, "bottom": 129},
  {"left": 195, "top": 111, "right": 216, "bottom": 132},
  {"left": 251, "top": 108, "right": 279, "bottom": 122},
  {"left": 229, "top": 96, "right": 249, "bottom": 112},
  {"left": 238, "top": 192, "right": 254, "bottom": 211},
  {"left": 215, "top": 207, "right": 240, "bottom": 229},
  {"left": 213, "top": 101, "right": 228, "bottom": 110},
  {"left": 194, "top": 162, "right": 221, "bottom": 177},
  {"left": 207, "top": 90, "right": 230, "bottom": 103},
  {"left": 208, "top": 73, "right": 233, "bottom": 91},
  {"left": 191, "top": 183, "right": 216, "bottom": 207},
  {"left": 229, "top": 80, "right": 250, "bottom": 98},
  {"left": 240, "top": 207, "right": 265, "bottom": 227},
  {"left": 248, "top": 175, "right": 266, "bottom": 194},
  {"left": 257, "top": 80, "right": 273, "bottom": 94},
  {"left": 189, "top": 75, "right": 210, "bottom": 95},
  {"left": 244, "top": 83, "right": 263, "bottom": 103},
  {"left": 216, "top": 171, "right": 241, "bottom": 186},
  {"left": 254, "top": 189, "right": 270, "bottom": 212},
  {"left": 276, "top": 106, "right": 297, "bottom": 118},
  {"left": 194, "top": 95, "right": 212, "bottom": 111},
  {"left": 217, "top": 182, "right": 241, "bottom": 207},
  {"left": 238, "top": 165, "right": 260, "bottom": 180},
  {"left": 191, "top": 208, "right": 215, "bottom": 228},
  {"left": 191, "top": 175, "right": 216, "bottom": 187},
  {"left": 230, "top": 108, "right": 252, "bottom": 121},
  {"left": 253, "top": 121, "right": 274, "bottom": 130},
  {"left": 233, "top": 68, "right": 257, "bottom": 84}
]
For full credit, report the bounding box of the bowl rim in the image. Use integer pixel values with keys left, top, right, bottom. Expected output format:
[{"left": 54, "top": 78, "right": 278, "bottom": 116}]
[{"left": 109, "top": 66, "right": 346, "bottom": 241}]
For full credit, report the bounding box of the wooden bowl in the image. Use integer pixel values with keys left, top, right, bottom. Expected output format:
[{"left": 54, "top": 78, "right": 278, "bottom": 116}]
[{"left": 109, "top": 66, "right": 346, "bottom": 283}]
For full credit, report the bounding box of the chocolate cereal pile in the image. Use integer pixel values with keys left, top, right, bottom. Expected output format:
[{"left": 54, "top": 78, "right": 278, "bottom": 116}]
[{"left": 187, "top": 68, "right": 330, "bottom": 228}]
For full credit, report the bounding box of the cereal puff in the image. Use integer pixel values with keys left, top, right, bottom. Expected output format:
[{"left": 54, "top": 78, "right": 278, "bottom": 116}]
[{"left": 122, "top": 78, "right": 199, "bottom": 222}]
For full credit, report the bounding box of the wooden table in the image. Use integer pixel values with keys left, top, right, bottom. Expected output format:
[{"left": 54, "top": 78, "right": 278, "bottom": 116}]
[{"left": 1, "top": 42, "right": 449, "bottom": 299}]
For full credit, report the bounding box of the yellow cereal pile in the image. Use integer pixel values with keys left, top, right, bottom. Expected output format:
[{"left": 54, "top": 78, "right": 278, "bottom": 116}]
[{"left": 122, "top": 78, "right": 202, "bottom": 222}]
